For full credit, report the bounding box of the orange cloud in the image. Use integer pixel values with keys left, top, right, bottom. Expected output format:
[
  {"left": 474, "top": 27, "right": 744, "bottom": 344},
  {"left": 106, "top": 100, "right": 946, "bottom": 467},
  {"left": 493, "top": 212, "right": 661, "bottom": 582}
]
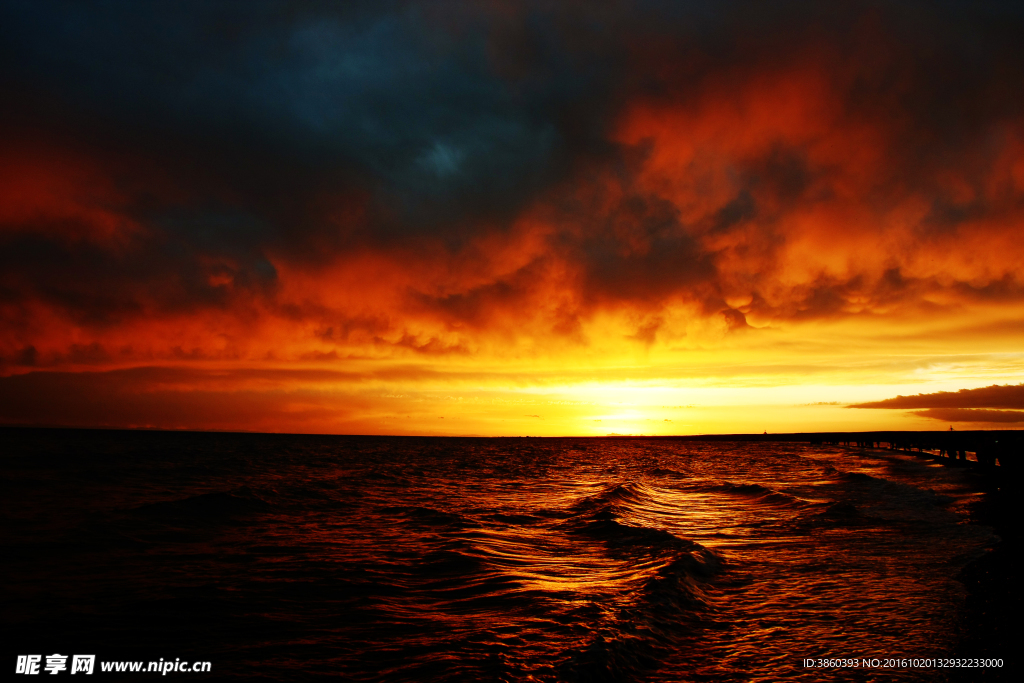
[
  {"left": 3, "top": 2, "right": 1024, "bottom": 433},
  {"left": 0, "top": 148, "right": 142, "bottom": 244}
]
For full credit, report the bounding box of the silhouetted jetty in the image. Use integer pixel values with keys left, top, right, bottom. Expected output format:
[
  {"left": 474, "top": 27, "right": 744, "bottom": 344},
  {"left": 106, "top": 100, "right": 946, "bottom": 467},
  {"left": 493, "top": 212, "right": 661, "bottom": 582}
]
[
  {"left": 607, "top": 431, "right": 1020, "bottom": 477},
  {"left": 806, "top": 430, "right": 1019, "bottom": 475}
]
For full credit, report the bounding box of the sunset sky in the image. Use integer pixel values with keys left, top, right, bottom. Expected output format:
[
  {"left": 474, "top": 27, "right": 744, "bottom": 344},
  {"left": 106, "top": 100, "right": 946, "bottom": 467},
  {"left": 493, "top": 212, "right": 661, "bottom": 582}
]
[{"left": 2, "top": 0, "right": 1024, "bottom": 436}]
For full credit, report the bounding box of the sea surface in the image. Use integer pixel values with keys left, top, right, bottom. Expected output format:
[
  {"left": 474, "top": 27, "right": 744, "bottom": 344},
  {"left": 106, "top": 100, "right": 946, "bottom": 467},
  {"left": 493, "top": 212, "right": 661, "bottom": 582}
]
[{"left": 0, "top": 430, "right": 998, "bottom": 681}]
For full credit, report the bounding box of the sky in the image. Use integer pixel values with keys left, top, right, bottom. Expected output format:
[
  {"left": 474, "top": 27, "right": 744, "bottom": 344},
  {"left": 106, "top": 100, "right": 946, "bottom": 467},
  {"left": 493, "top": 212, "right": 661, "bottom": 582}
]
[{"left": 2, "top": 0, "right": 1024, "bottom": 436}]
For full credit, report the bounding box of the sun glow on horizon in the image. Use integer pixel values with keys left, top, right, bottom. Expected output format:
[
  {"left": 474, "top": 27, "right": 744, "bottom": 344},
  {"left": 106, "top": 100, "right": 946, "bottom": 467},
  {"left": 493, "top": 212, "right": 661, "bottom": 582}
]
[{"left": 4, "top": 2, "right": 1024, "bottom": 434}]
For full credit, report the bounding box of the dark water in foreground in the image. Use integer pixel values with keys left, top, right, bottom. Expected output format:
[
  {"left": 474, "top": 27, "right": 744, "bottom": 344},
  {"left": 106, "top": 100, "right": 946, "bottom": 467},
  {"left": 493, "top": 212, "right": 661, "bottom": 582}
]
[{"left": 1, "top": 430, "right": 998, "bottom": 681}]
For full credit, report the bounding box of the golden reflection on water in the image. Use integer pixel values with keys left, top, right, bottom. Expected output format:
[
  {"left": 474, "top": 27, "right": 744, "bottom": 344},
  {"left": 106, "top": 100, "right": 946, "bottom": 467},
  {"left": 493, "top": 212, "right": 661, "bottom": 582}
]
[
  {"left": 349, "top": 441, "right": 993, "bottom": 681},
  {"left": 5, "top": 432, "right": 993, "bottom": 682}
]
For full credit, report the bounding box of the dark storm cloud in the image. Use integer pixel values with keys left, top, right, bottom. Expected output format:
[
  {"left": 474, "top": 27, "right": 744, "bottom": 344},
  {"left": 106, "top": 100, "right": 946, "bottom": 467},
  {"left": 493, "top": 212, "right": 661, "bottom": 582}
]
[
  {"left": 0, "top": 0, "right": 618, "bottom": 332},
  {"left": 909, "top": 408, "right": 1024, "bottom": 423},
  {"left": 849, "top": 384, "right": 1024, "bottom": 426},
  {"left": 0, "top": 365, "right": 374, "bottom": 430},
  {"left": 0, "top": 221, "right": 278, "bottom": 326},
  {"left": 849, "top": 384, "right": 1024, "bottom": 409},
  {"left": 0, "top": 0, "right": 585, "bottom": 228},
  {"left": 2, "top": 0, "right": 1024, "bottom": 339}
]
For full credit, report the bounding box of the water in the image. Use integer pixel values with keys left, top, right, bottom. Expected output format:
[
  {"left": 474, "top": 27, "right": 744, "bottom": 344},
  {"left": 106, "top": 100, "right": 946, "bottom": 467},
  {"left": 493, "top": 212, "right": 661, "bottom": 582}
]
[{"left": 0, "top": 430, "right": 997, "bottom": 681}]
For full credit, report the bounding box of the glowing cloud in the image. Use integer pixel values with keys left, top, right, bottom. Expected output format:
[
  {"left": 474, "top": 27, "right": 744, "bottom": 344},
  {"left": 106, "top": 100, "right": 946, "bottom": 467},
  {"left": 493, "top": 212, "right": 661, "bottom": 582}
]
[{"left": 2, "top": 1, "right": 1024, "bottom": 433}]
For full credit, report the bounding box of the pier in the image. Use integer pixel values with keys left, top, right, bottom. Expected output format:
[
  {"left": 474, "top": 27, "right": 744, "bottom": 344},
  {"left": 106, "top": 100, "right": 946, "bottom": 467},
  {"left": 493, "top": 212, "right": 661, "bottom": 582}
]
[
  {"left": 806, "top": 430, "right": 1019, "bottom": 475},
  {"left": 613, "top": 430, "right": 1021, "bottom": 477}
]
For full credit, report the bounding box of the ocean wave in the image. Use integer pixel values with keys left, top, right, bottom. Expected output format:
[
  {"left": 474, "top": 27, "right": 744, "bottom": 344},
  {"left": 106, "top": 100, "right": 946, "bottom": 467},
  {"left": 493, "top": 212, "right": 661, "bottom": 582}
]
[
  {"left": 577, "top": 512, "right": 698, "bottom": 550},
  {"left": 414, "top": 547, "right": 486, "bottom": 577},
  {"left": 689, "top": 480, "right": 815, "bottom": 508},
  {"left": 379, "top": 505, "right": 477, "bottom": 530},
  {"left": 799, "top": 501, "right": 868, "bottom": 528},
  {"left": 8, "top": 432, "right": 994, "bottom": 682},
  {"left": 480, "top": 511, "right": 548, "bottom": 525},
  {"left": 842, "top": 471, "right": 884, "bottom": 484},
  {"left": 552, "top": 485, "right": 723, "bottom": 683},
  {"left": 648, "top": 467, "right": 688, "bottom": 477},
  {"left": 570, "top": 481, "right": 660, "bottom": 515},
  {"left": 129, "top": 488, "right": 271, "bottom": 519}
]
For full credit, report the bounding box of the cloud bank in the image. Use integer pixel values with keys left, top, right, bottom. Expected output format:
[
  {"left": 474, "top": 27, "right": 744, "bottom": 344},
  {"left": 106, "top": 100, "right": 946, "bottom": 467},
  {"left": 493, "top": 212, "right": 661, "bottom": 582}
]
[
  {"left": 2, "top": 1, "right": 1024, "bottom": 432},
  {"left": 849, "top": 384, "right": 1024, "bottom": 410},
  {"left": 849, "top": 384, "right": 1024, "bottom": 424}
]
